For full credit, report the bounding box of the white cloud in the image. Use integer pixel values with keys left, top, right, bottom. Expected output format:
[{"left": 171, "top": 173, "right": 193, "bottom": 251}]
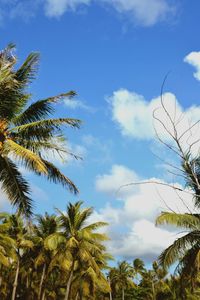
[
  {"left": 95, "top": 164, "right": 138, "bottom": 197},
  {"left": 0, "top": 0, "right": 175, "bottom": 26},
  {"left": 102, "top": 0, "right": 173, "bottom": 26},
  {"left": 108, "top": 89, "right": 200, "bottom": 156},
  {"left": 112, "top": 219, "right": 176, "bottom": 259},
  {"left": 45, "top": 0, "right": 91, "bottom": 17},
  {"left": 93, "top": 164, "right": 195, "bottom": 260},
  {"left": 184, "top": 51, "right": 200, "bottom": 81},
  {"left": 44, "top": 0, "right": 174, "bottom": 26},
  {"left": 64, "top": 98, "right": 94, "bottom": 112}
]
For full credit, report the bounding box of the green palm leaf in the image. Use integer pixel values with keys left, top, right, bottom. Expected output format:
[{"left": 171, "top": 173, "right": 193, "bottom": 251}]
[
  {"left": 41, "top": 159, "right": 79, "bottom": 194},
  {"left": 13, "top": 91, "right": 76, "bottom": 126},
  {"left": 156, "top": 212, "right": 200, "bottom": 230},
  {"left": 158, "top": 232, "right": 199, "bottom": 268},
  {"left": 15, "top": 52, "right": 39, "bottom": 85},
  {"left": 5, "top": 140, "right": 48, "bottom": 174},
  {"left": 0, "top": 156, "right": 32, "bottom": 216}
]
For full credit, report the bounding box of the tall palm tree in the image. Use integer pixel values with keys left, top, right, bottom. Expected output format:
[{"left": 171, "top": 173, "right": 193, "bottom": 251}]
[
  {"left": 0, "top": 213, "right": 15, "bottom": 267},
  {"left": 0, "top": 44, "right": 81, "bottom": 216},
  {"left": 33, "top": 213, "right": 59, "bottom": 300},
  {"left": 156, "top": 211, "right": 200, "bottom": 292},
  {"left": 0, "top": 213, "right": 33, "bottom": 300},
  {"left": 45, "top": 201, "right": 109, "bottom": 300},
  {"left": 109, "top": 261, "right": 134, "bottom": 300},
  {"left": 133, "top": 258, "right": 145, "bottom": 284}
]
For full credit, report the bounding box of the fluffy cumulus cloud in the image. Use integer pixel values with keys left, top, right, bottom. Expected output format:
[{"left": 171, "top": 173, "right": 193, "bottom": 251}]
[
  {"left": 108, "top": 89, "right": 200, "bottom": 155},
  {"left": 184, "top": 51, "right": 200, "bottom": 81},
  {"left": 96, "top": 164, "right": 138, "bottom": 196},
  {"left": 92, "top": 164, "right": 195, "bottom": 261}
]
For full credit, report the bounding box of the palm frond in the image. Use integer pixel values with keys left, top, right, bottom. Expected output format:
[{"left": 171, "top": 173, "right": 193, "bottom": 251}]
[
  {"left": 5, "top": 139, "right": 48, "bottom": 174},
  {"left": 158, "top": 231, "right": 199, "bottom": 268},
  {"left": 40, "top": 160, "right": 78, "bottom": 194},
  {"left": 13, "top": 91, "right": 76, "bottom": 125},
  {"left": 0, "top": 156, "right": 32, "bottom": 216},
  {"left": 11, "top": 118, "right": 81, "bottom": 142},
  {"left": 156, "top": 212, "right": 200, "bottom": 230},
  {"left": 175, "top": 243, "right": 200, "bottom": 277},
  {"left": 15, "top": 52, "right": 39, "bottom": 85},
  {"left": 83, "top": 222, "right": 108, "bottom": 231}
]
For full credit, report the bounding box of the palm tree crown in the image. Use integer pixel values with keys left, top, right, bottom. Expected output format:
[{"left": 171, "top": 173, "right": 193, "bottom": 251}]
[{"left": 0, "top": 44, "right": 81, "bottom": 216}]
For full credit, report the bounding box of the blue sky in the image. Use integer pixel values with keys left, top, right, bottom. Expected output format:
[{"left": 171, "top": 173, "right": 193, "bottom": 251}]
[{"left": 1, "top": 0, "right": 200, "bottom": 262}]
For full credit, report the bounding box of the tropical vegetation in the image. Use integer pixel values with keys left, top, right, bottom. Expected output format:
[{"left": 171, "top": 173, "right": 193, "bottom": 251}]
[
  {"left": 0, "top": 44, "right": 81, "bottom": 217},
  {"left": 0, "top": 44, "right": 200, "bottom": 299}
]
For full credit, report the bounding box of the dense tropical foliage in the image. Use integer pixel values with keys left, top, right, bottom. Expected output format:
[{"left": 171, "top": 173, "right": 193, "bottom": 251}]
[{"left": 0, "top": 202, "right": 111, "bottom": 300}]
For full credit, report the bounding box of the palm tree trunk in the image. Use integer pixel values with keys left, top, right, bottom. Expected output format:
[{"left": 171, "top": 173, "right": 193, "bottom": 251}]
[
  {"left": 122, "top": 288, "right": 125, "bottom": 300},
  {"left": 38, "top": 264, "right": 46, "bottom": 300},
  {"left": 75, "top": 292, "right": 79, "bottom": 300},
  {"left": 12, "top": 259, "right": 20, "bottom": 300},
  {"left": 41, "top": 291, "right": 45, "bottom": 300},
  {"left": 64, "top": 268, "right": 74, "bottom": 300},
  {"left": 152, "top": 281, "right": 155, "bottom": 300},
  {"left": 108, "top": 277, "right": 112, "bottom": 300},
  {"left": 109, "top": 290, "right": 113, "bottom": 300}
]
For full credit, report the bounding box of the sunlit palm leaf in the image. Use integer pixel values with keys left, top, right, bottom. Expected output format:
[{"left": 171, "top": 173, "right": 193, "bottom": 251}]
[
  {"left": 5, "top": 139, "right": 48, "bottom": 174},
  {"left": 156, "top": 212, "right": 200, "bottom": 230}
]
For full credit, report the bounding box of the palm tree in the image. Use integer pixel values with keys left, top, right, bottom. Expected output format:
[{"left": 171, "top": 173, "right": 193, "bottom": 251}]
[
  {"left": 33, "top": 213, "right": 59, "bottom": 300},
  {"left": 156, "top": 211, "right": 200, "bottom": 293},
  {"left": 0, "top": 213, "right": 15, "bottom": 267},
  {"left": 109, "top": 261, "right": 134, "bottom": 300},
  {"left": 133, "top": 258, "right": 145, "bottom": 284},
  {"left": 0, "top": 44, "right": 81, "bottom": 216},
  {"left": 0, "top": 213, "right": 33, "bottom": 300},
  {"left": 45, "top": 201, "right": 109, "bottom": 300}
]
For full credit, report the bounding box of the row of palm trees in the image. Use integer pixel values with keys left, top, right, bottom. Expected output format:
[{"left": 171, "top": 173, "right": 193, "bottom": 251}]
[
  {"left": 1, "top": 203, "right": 198, "bottom": 300},
  {"left": 0, "top": 201, "right": 111, "bottom": 299},
  {"left": 107, "top": 259, "right": 200, "bottom": 299}
]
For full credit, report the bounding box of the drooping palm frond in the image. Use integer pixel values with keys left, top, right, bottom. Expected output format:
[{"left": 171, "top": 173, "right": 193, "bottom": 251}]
[
  {"left": 41, "top": 160, "right": 79, "bottom": 194},
  {"left": 14, "top": 138, "right": 81, "bottom": 163},
  {"left": 0, "top": 156, "right": 32, "bottom": 216},
  {"left": 175, "top": 242, "right": 200, "bottom": 277},
  {"left": 156, "top": 212, "right": 200, "bottom": 230},
  {"left": 158, "top": 232, "right": 199, "bottom": 268},
  {"left": 5, "top": 139, "right": 48, "bottom": 174}
]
